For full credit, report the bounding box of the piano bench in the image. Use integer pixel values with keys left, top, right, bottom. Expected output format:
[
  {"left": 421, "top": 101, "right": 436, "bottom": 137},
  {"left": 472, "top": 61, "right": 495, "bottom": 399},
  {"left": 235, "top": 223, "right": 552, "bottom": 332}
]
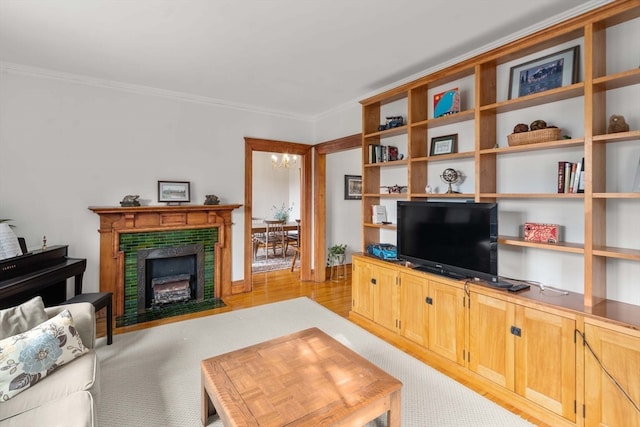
[{"left": 62, "top": 292, "right": 113, "bottom": 345}]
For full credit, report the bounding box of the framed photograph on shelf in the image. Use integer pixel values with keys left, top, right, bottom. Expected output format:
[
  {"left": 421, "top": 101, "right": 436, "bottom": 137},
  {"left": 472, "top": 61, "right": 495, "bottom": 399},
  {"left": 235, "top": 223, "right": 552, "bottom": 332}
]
[
  {"left": 158, "top": 181, "right": 190, "bottom": 203},
  {"left": 430, "top": 134, "right": 458, "bottom": 156},
  {"left": 508, "top": 45, "right": 579, "bottom": 99},
  {"left": 344, "top": 175, "right": 362, "bottom": 200},
  {"left": 433, "top": 88, "right": 460, "bottom": 118}
]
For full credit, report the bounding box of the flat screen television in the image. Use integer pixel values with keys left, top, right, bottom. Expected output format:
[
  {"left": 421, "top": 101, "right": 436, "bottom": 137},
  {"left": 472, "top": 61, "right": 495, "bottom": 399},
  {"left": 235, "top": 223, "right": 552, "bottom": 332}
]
[{"left": 397, "top": 201, "right": 499, "bottom": 284}]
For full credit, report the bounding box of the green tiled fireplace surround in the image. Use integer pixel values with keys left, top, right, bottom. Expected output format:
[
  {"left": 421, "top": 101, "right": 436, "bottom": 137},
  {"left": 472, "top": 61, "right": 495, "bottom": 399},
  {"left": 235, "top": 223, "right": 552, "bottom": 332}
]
[{"left": 119, "top": 228, "right": 218, "bottom": 318}]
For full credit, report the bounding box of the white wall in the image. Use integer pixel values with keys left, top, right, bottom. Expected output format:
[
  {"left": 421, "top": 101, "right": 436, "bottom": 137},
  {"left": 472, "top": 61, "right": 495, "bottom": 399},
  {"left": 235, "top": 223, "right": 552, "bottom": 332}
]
[
  {"left": 252, "top": 151, "right": 300, "bottom": 221},
  {"left": 314, "top": 103, "right": 363, "bottom": 264},
  {"left": 0, "top": 70, "right": 314, "bottom": 292}
]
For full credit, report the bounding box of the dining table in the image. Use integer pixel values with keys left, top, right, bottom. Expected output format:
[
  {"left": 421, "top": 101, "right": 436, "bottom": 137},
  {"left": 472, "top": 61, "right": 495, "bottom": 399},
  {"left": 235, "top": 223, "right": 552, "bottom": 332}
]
[{"left": 251, "top": 220, "right": 299, "bottom": 234}]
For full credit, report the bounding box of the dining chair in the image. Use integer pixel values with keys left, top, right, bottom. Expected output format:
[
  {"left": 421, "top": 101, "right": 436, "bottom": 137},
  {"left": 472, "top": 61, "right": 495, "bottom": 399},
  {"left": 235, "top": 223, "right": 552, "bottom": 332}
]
[
  {"left": 288, "top": 219, "right": 301, "bottom": 271},
  {"left": 254, "top": 219, "right": 287, "bottom": 260}
]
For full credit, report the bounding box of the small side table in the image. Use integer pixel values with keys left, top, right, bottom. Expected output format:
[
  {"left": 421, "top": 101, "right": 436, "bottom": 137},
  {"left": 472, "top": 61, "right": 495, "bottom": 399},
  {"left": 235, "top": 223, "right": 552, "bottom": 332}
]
[
  {"left": 330, "top": 258, "right": 347, "bottom": 281},
  {"left": 62, "top": 292, "right": 113, "bottom": 345}
]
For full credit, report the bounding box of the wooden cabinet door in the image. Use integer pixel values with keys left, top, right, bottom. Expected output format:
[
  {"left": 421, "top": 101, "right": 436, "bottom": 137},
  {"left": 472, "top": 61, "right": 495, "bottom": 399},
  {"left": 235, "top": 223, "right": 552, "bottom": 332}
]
[
  {"left": 584, "top": 323, "right": 640, "bottom": 427},
  {"left": 372, "top": 264, "right": 398, "bottom": 332},
  {"left": 515, "top": 306, "right": 576, "bottom": 422},
  {"left": 399, "top": 272, "right": 428, "bottom": 346},
  {"left": 468, "top": 292, "right": 515, "bottom": 390},
  {"left": 351, "top": 259, "right": 374, "bottom": 320},
  {"left": 428, "top": 279, "right": 465, "bottom": 365}
]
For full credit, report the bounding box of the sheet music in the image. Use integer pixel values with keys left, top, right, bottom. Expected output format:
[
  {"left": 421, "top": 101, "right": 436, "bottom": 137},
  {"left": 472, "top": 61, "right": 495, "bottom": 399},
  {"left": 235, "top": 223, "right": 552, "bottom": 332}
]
[{"left": 0, "top": 223, "right": 23, "bottom": 260}]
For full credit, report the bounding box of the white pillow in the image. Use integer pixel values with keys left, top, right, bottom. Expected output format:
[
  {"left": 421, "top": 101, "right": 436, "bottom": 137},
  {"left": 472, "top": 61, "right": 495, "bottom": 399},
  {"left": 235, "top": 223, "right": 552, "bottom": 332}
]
[
  {"left": 0, "top": 309, "right": 88, "bottom": 402},
  {"left": 0, "top": 296, "right": 48, "bottom": 340}
]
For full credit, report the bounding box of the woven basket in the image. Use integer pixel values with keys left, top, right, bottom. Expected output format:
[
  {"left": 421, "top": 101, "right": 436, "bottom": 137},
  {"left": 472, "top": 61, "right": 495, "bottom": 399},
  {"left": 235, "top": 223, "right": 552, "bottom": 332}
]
[{"left": 507, "top": 128, "right": 561, "bottom": 146}]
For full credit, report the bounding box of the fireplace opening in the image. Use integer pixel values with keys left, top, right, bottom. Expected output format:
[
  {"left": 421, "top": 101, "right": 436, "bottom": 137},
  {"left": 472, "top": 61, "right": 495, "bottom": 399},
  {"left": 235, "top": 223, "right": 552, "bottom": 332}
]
[{"left": 137, "top": 244, "right": 204, "bottom": 313}]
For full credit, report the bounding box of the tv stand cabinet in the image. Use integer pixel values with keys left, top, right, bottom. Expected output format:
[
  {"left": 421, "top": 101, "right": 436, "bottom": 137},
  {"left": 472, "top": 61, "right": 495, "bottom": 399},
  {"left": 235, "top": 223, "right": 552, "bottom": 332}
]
[{"left": 350, "top": 254, "right": 640, "bottom": 427}]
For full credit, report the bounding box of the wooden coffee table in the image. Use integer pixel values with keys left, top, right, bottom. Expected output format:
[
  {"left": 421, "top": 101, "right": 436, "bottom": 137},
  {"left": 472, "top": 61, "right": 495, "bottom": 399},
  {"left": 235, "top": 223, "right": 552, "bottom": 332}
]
[{"left": 201, "top": 327, "right": 402, "bottom": 426}]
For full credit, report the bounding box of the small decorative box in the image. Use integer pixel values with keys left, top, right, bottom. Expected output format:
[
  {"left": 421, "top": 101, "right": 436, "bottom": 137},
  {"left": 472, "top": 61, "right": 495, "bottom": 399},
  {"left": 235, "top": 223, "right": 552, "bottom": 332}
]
[{"left": 524, "top": 223, "right": 559, "bottom": 244}]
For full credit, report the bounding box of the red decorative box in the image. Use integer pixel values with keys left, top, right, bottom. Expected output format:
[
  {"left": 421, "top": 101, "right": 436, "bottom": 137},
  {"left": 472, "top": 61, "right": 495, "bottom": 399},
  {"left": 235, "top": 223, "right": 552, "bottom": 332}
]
[{"left": 524, "top": 223, "right": 559, "bottom": 244}]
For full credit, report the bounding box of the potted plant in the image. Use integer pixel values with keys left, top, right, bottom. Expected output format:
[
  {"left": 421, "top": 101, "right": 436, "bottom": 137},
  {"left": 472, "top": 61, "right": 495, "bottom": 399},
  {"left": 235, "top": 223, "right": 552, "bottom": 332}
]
[
  {"left": 271, "top": 203, "right": 293, "bottom": 222},
  {"left": 327, "top": 244, "right": 347, "bottom": 266}
]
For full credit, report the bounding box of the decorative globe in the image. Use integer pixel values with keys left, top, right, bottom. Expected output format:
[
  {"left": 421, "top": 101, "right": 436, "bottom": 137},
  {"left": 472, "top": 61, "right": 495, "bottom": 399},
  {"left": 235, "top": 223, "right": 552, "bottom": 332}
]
[{"left": 440, "top": 168, "right": 461, "bottom": 193}]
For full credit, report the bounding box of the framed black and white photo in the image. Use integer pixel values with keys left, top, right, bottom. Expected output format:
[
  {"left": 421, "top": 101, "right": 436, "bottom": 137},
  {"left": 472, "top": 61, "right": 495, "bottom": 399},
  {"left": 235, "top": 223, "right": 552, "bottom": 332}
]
[
  {"left": 430, "top": 134, "right": 458, "bottom": 156},
  {"left": 508, "top": 46, "right": 579, "bottom": 99},
  {"left": 158, "top": 181, "right": 190, "bottom": 203},
  {"left": 344, "top": 175, "right": 362, "bottom": 200}
]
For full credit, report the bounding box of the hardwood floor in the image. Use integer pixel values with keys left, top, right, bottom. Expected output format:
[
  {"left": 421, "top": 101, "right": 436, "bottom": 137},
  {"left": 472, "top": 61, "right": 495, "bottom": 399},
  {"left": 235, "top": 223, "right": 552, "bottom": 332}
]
[{"left": 99, "top": 266, "right": 547, "bottom": 426}]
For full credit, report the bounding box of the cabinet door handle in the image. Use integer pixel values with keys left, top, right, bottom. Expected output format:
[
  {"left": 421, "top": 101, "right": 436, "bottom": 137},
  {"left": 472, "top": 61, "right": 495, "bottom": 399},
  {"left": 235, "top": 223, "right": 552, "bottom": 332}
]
[
  {"left": 510, "top": 326, "right": 522, "bottom": 337},
  {"left": 371, "top": 278, "right": 377, "bottom": 285},
  {"left": 426, "top": 296, "right": 433, "bottom": 305}
]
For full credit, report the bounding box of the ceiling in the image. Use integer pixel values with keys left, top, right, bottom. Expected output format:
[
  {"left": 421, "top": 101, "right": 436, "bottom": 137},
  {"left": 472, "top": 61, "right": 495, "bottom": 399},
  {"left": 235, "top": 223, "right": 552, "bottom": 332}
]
[{"left": 0, "top": 0, "right": 610, "bottom": 119}]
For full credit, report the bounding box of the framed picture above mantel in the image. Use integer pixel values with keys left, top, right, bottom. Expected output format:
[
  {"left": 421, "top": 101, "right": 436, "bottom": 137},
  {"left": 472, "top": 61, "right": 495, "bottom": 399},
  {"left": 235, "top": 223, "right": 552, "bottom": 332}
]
[{"left": 158, "top": 181, "right": 190, "bottom": 204}]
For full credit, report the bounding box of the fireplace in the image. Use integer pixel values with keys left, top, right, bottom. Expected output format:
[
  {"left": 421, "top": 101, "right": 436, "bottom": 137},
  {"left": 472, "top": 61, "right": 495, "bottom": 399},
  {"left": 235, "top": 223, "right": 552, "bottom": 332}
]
[
  {"left": 89, "top": 204, "right": 241, "bottom": 326},
  {"left": 137, "top": 243, "right": 204, "bottom": 313}
]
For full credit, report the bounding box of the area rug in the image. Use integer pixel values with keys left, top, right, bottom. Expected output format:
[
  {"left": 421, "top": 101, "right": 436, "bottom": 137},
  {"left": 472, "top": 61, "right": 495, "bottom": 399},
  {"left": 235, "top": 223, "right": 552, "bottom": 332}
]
[
  {"left": 96, "top": 297, "right": 534, "bottom": 427},
  {"left": 252, "top": 246, "right": 296, "bottom": 273}
]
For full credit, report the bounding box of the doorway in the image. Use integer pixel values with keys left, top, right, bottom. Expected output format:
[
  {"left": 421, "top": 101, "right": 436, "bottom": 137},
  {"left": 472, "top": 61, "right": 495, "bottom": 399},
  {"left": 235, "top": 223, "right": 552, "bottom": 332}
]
[{"left": 244, "top": 137, "right": 312, "bottom": 291}]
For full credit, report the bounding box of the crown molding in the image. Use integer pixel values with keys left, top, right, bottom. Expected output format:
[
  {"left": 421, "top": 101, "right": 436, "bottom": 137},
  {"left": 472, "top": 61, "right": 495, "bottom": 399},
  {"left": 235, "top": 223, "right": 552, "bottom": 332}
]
[{"left": 0, "top": 61, "right": 314, "bottom": 122}]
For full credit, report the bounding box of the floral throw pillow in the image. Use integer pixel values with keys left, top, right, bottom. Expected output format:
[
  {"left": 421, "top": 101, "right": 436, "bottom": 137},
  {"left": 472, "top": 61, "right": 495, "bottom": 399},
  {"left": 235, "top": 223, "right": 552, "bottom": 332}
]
[{"left": 0, "top": 309, "right": 88, "bottom": 402}]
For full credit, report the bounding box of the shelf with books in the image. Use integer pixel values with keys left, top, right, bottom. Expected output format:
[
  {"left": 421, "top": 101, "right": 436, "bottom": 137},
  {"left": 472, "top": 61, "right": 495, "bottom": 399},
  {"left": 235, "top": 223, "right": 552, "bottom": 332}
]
[
  {"left": 364, "top": 159, "right": 408, "bottom": 168},
  {"left": 359, "top": 1, "right": 640, "bottom": 315},
  {"left": 410, "top": 151, "right": 475, "bottom": 163},
  {"left": 499, "top": 235, "right": 584, "bottom": 254},
  {"left": 480, "top": 193, "right": 585, "bottom": 199}
]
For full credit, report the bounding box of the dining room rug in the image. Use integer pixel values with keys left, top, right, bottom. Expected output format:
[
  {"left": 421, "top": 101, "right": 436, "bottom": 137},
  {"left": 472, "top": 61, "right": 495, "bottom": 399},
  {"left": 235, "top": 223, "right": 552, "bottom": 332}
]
[
  {"left": 96, "top": 297, "right": 535, "bottom": 427},
  {"left": 251, "top": 246, "right": 296, "bottom": 273}
]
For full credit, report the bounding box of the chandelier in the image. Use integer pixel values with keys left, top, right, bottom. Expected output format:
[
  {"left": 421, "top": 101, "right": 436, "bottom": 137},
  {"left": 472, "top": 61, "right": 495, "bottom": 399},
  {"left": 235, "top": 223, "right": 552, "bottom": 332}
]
[{"left": 271, "top": 153, "right": 297, "bottom": 169}]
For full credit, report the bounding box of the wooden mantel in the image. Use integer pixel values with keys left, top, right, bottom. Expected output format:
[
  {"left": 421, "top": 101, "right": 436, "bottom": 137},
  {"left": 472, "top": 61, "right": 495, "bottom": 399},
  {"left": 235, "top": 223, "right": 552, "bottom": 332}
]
[{"left": 89, "top": 204, "right": 241, "bottom": 318}]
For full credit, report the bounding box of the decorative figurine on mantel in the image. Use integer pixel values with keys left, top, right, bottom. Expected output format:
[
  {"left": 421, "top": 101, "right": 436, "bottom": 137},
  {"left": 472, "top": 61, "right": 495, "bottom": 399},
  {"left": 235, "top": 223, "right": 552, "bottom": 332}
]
[
  {"left": 607, "top": 114, "right": 630, "bottom": 134},
  {"left": 120, "top": 195, "right": 140, "bottom": 207},
  {"left": 204, "top": 194, "right": 220, "bottom": 205}
]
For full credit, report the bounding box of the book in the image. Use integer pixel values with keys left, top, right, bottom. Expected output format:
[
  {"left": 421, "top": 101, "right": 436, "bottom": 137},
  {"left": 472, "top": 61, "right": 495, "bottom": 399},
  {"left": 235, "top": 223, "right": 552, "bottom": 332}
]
[
  {"left": 372, "top": 205, "right": 387, "bottom": 224},
  {"left": 577, "top": 157, "right": 585, "bottom": 193},
  {"left": 558, "top": 161, "right": 567, "bottom": 193},
  {"left": 433, "top": 88, "right": 460, "bottom": 118},
  {"left": 569, "top": 162, "right": 577, "bottom": 193},
  {"left": 564, "top": 162, "right": 572, "bottom": 193},
  {"left": 571, "top": 160, "right": 582, "bottom": 193}
]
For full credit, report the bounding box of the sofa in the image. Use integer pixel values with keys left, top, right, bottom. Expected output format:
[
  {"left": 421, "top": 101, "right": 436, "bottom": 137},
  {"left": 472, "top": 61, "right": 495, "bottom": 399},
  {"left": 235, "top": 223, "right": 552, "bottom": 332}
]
[{"left": 0, "top": 297, "right": 100, "bottom": 427}]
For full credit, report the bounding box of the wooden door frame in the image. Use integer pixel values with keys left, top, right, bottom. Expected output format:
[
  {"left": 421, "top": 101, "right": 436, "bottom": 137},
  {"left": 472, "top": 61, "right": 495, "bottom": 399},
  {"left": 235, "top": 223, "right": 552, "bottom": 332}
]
[
  {"left": 244, "top": 137, "right": 313, "bottom": 290},
  {"left": 312, "top": 133, "right": 361, "bottom": 282}
]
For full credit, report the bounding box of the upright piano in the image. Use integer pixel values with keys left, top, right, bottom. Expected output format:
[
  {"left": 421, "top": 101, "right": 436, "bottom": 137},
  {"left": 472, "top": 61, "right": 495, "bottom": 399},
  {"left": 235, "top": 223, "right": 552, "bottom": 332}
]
[{"left": 0, "top": 245, "right": 86, "bottom": 309}]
